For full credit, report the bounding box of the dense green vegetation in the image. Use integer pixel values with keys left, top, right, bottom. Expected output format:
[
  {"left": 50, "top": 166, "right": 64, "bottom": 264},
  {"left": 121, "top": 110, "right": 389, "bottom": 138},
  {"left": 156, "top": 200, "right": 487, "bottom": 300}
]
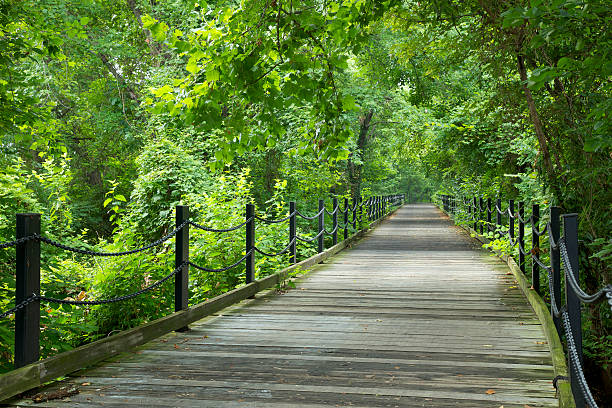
[{"left": 0, "top": 0, "right": 609, "bottom": 400}]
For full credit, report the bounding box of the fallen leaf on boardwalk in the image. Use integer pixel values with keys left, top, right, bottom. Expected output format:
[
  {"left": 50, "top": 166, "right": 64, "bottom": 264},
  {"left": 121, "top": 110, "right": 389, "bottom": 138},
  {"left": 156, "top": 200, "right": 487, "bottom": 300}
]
[
  {"left": 485, "top": 389, "right": 496, "bottom": 394},
  {"left": 535, "top": 341, "right": 547, "bottom": 344},
  {"left": 81, "top": 382, "right": 90, "bottom": 386},
  {"left": 394, "top": 366, "right": 400, "bottom": 370},
  {"left": 524, "top": 405, "right": 534, "bottom": 408},
  {"left": 174, "top": 344, "right": 179, "bottom": 349},
  {"left": 31, "top": 387, "right": 80, "bottom": 403}
]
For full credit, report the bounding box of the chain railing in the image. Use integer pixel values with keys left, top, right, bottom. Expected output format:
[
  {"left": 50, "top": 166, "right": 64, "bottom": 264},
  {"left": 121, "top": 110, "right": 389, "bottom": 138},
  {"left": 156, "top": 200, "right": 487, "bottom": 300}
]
[
  {"left": 1, "top": 193, "right": 405, "bottom": 370},
  {"left": 438, "top": 193, "right": 611, "bottom": 408}
]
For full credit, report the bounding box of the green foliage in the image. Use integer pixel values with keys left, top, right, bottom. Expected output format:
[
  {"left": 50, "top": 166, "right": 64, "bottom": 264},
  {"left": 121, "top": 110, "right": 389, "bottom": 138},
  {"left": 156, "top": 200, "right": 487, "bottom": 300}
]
[
  {"left": 126, "top": 138, "right": 212, "bottom": 239},
  {"left": 145, "top": 0, "right": 401, "bottom": 164}
]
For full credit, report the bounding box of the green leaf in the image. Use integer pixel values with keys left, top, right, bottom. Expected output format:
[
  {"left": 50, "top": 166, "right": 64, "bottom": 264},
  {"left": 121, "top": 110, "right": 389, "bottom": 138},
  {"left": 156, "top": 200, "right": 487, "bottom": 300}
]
[
  {"left": 149, "top": 22, "right": 168, "bottom": 42},
  {"left": 341, "top": 95, "right": 357, "bottom": 111},
  {"left": 206, "top": 70, "right": 220, "bottom": 82},
  {"left": 152, "top": 85, "right": 173, "bottom": 97},
  {"left": 114, "top": 194, "right": 126, "bottom": 202},
  {"left": 142, "top": 14, "right": 157, "bottom": 29},
  {"left": 186, "top": 58, "right": 200, "bottom": 74},
  {"left": 103, "top": 198, "right": 112, "bottom": 207}
]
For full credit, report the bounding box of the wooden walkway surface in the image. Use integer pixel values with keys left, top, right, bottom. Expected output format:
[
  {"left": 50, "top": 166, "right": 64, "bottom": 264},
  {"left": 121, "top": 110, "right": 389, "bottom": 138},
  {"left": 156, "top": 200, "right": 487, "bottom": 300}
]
[{"left": 5, "top": 204, "right": 557, "bottom": 407}]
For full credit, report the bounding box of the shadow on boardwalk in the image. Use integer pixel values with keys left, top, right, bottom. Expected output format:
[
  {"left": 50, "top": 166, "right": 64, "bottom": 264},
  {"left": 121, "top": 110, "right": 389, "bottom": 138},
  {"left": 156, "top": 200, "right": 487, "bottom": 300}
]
[{"left": 5, "top": 204, "right": 557, "bottom": 407}]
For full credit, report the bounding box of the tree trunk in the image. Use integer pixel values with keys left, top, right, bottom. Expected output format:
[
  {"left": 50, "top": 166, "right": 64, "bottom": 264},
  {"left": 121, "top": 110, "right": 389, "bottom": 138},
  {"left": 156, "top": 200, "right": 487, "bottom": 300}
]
[
  {"left": 348, "top": 109, "right": 374, "bottom": 202},
  {"left": 515, "top": 54, "right": 555, "bottom": 178}
]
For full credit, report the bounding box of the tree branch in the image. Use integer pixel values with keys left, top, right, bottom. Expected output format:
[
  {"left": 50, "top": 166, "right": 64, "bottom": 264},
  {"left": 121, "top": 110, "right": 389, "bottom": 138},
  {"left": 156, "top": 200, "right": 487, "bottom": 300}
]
[
  {"left": 126, "top": 0, "right": 160, "bottom": 57},
  {"left": 97, "top": 52, "right": 139, "bottom": 101}
]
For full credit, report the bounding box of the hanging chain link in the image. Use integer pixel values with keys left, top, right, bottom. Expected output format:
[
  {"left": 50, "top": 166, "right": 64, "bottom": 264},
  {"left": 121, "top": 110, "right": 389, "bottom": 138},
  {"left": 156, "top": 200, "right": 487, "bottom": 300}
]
[
  {"left": 254, "top": 211, "right": 296, "bottom": 224},
  {"left": 561, "top": 310, "right": 599, "bottom": 408},
  {"left": 0, "top": 263, "right": 187, "bottom": 317},
  {"left": 0, "top": 294, "right": 39, "bottom": 319},
  {"left": 189, "top": 218, "right": 250, "bottom": 233},
  {"left": 295, "top": 208, "right": 324, "bottom": 221},
  {"left": 38, "top": 220, "right": 189, "bottom": 256},
  {"left": 0, "top": 235, "right": 38, "bottom": 249},
  {"left": 37, "top": 262, "right": 187, "bottom": 306},
  {"left": 559, "top": 238, "right": 612, "bottom": 305},
  {"left": 188, "top": 251, "right": 253, "bottom": 273},
  {"left": 253, "top": 237, "right": 296, "bottom": 257}
]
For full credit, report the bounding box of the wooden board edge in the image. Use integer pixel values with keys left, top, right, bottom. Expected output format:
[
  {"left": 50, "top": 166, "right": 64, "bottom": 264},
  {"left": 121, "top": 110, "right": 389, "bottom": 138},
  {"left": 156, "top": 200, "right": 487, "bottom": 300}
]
[
  {"left": 0, "top": 205, "right": 403, "bottom": 403},
  {"left": 437, "top": 207, "right": 574, "bottom": 408}
]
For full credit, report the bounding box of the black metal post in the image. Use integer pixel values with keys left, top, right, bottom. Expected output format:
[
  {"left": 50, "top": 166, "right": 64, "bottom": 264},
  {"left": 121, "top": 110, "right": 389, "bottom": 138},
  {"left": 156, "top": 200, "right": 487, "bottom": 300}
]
[
  {"left": 509, "top": 200, "right": 515, "bottom": 245},
  {"left": 473, "top": 196, "right": 478, "bottom": 231},
  {"left": 343, "top": 198, "right": 349, "bottom": 241},
  {"left": 479, "top": 197, "right": 484, "bottom": 234},
  {"left": 487, "top": 198, "right": 492, "bottom": 233},
  {"left": 245, "top": 203, "right": 255, "bottom": 283},
  {"left": 352, "top": 198, "right": 357, "bottom": 230},
  {"left": 372, "top": 196, "right": 380, "bottom": 221},
  {"left": 289, "top": 201, "right": 296, "bottom": 264},
  {"left": 318, "top": 199, "right": 324, "bottom": 253},
  {"left": 550, "top": 206, "right": 562, "bottom": 335},
  {"left": 174, "top": 206, "right": 190, "bottom": 309},
  {"left": 372, "top": 197, "right": 376, "bottom": 219},
  {"left": 359, "top": 196, "right": 363, "bottom": 227},
  {"left": 374, "top": 196, "right": 380, "bottom": 220},
  {"left": 518, "top": 202, "right": 525, "bottom": 274},
  {"left": 332, "top": 198, "right": 338, "bottom": 246},
  {"left": 496, "top": 198, "right": 502, "bottom": 235},
  {"left": 531, "top": 204, "right": 540, "bottom": 293},
  {"left": 174, "top": 206, "right": 190, "bottom": 331},
  {"left": 15, "top": 213, "right": 40, "bottom": 368},
  {"left": 562, "top": 213, "right": 584, "bottom": 408},
  {"left": 372, "top": 196, "right": 379, "bottom": 221}
]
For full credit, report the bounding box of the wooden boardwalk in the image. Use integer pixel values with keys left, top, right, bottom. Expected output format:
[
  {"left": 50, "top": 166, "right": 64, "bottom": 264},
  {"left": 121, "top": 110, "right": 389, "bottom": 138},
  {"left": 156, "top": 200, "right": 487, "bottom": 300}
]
[{"left": 5, "top": 204, "right": 558, "bottom": 407}]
